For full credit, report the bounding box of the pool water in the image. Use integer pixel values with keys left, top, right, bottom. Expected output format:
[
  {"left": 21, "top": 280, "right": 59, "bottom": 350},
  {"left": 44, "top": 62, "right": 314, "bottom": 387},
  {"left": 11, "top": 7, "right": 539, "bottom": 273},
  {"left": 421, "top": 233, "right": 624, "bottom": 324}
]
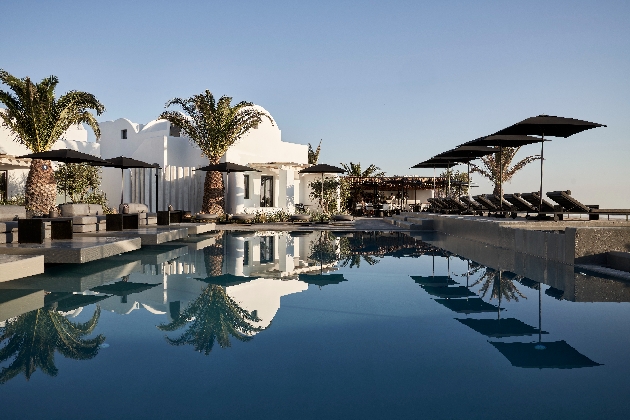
[{"left": 1, "top": 231, "right": 630, "bottom": 419}]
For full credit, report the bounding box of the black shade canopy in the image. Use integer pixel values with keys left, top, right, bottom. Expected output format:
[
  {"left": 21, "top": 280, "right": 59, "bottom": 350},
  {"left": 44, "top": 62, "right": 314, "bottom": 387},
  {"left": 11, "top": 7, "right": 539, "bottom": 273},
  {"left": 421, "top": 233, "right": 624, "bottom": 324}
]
[
  {"left": 104, "top": 156, "right": 160, "bottom": 169},
  {"left": 298, "top": 163, "right": 346, "bottom": 174},
  {"left": 463, "top": 134, "right": 545, "bottom": 147},
  {"left": 196, "top": 162, "right": 260, "bottom": 173},
  {"left": 196, "top": 273, "right": 259, "bottom": 287},
  {"left": 493, "top": 115, "right": 606, "bottom": 138},
  {"left": 91, "top": 281, "right": 160, "bottom": 297},
  {"left": 435, "top": 298, "right": 502, "bottom": 314},
  {"left": 490, "top": 340, "right": 602, "bottom": 369},
  {"left": 411, "top": 160, "right": 453, "bottom": 169},
  {"left": 434, "top": 145, "right": 497, "bottom": 158},
  {"left": 18, "top": 149, "right": 110, "bottom": 165}
]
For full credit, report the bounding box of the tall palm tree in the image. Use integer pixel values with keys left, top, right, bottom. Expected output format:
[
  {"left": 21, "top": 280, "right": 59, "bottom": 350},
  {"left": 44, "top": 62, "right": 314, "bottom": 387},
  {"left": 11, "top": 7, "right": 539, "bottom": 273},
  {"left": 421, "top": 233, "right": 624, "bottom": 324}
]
[
  {"left": 470, "top": 147, "right": 539, "bottom": 196},
  {"left": 158, "top": 284, "right": 264, "bottom": 355},
  {"left": 0, "top": 70, "right": 105, "bottom": 214},
  {"left": 0, "top": 306, "right": 104, "bottom": 383},
  {"left": 159, "top": 91, "right": 271, "bottom": 214}
]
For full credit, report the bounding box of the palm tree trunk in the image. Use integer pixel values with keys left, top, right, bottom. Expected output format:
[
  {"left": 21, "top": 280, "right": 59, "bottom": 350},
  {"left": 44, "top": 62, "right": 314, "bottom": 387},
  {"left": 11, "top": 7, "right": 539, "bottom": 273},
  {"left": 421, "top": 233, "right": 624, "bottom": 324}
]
[
  {"left": 25, "top": 159, "right": 57, "bottom": 215},
  {"left": 202, "top": 158, "right": 224, "bottom": 214}
]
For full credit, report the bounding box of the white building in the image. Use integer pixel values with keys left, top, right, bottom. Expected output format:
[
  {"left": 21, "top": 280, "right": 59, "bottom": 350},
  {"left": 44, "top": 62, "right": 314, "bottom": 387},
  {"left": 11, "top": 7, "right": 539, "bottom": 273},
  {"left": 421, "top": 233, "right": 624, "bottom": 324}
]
[
  {"left": 97, "top": 105, "right": 321, "bottom": 213},
  {"left": 0, "top": 105, "right": 324, "bottom": 213}
]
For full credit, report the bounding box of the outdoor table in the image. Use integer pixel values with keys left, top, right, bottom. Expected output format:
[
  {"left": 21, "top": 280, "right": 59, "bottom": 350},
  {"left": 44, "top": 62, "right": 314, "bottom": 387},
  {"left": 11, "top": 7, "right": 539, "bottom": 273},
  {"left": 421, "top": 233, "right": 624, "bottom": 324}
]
[
  {"left": 157, "top": 210, "right": 183, "bottom": 225},
  {"left": 106, "top": 213, "right": 140, "bottom": 231},
  {"left": 18, "top": 217, "right": 73, "bottom": 243}
]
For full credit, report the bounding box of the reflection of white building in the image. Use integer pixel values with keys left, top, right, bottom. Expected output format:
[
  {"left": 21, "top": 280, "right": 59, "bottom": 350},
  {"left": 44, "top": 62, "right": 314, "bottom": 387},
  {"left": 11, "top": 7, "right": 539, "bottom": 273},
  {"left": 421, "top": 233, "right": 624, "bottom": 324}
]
[{"left": 98, "top": 106, "right": 321, "bottom": 213}]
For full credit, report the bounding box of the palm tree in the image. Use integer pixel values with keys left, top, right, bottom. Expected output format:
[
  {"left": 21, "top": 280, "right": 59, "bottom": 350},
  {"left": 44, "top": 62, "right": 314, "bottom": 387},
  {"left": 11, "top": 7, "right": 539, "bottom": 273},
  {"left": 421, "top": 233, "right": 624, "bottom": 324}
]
[
  {"left": 158, "top": 284, "right": 264, "bottom": 355},
  {"left": 341, "top": 162, "right": 385, "bottom": 210},
  {"left": 470, "top": 147, "right": 539, "bottom": 196},
  {"left": 0, "top": 70, "right": 105, "bottom": 214},
  {"left": 0, "top": 306, "right": 104, "bottom": 383},
  {"left": 308, "top": 140, "right": 322, "bottom": 164},
  {"left": 159, "top": 91, "right": 271, "bottom": 214}
]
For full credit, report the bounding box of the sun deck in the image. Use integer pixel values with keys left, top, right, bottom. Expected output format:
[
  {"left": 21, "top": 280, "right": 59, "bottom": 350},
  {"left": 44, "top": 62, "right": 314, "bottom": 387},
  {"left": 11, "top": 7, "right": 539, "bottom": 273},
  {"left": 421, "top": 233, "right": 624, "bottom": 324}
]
[
  {"left": 0, "top": 254, "right": 45, "bottom": 282},
  {"left": 77, "top": 226, "right": 189, "bottom": 245}
]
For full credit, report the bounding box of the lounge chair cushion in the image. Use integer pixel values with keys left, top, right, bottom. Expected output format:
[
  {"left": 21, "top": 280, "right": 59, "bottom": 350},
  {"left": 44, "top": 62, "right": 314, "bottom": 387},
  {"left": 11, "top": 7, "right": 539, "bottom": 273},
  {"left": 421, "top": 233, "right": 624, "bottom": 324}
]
[
  {"left": 60, "top": 203, "right": 90, "bottom": 217},
  {"left": 119, "top": 203, "right": 149, "bottom": 214}
]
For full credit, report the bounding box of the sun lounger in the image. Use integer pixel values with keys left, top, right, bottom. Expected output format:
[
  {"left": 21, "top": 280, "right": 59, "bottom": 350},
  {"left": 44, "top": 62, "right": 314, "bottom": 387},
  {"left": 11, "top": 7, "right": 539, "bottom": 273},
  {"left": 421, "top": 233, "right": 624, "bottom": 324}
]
[
  {"left": 427, "top": 197, "right": 446, "bottom": 212},
  {"left": 519, "top": 192, "right": 556, "bottom": 213},
  {"left": 459, "top": 196, "right": 484, "bottom": 212},
  {"left": 444, "top": 197, "right": 468, "bottom": 212},
  {"left": 485, "top": 194, "right": 515, "bottom": 211},
  {"left": 473, "top": 195, "right": 499, "bottom": 212},
  {"left": 504, "top": 194, "right": 537, "bottom": 213},
  {"left": 546, "top": 190, "right": 630, "bottom": 220}
]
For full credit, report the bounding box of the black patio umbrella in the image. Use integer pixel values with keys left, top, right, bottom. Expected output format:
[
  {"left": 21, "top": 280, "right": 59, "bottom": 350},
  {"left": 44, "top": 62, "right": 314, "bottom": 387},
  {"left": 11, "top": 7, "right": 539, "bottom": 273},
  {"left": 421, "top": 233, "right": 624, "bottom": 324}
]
[
  {"left": 490, "top": 340, "right": 601, "bottom": 369},
  {"left": 299, "top": 164, "right": 346, "bottom": 211},
  {"left": 411, "top": 159, "right": 452, "bottom": 195},
  {"left": 411, "top": 275, "right": 458, "bottom": 286},
  {"left": 433, "top": 146, "right": 496, "bottom": 200},
  {"left": 421, "top": 285, "right": 477, "bottom": 299},
  {"left": 102, "top": 156, "right": 161, "bottom": 206},
  {"left": 18, "top": 149, "right": 113, "bottom": 203},
  {"left": 45, "top": 293, "right": 110, "bottom": 313},
  {"left": 462, "top": 135, "right": 545, "bottom": 210},
  {"left": 492, "top": 116, "right": 606, "bottom": 212},
  {"left": 196, "top": 162, "right": 260, "bottom": 214}
]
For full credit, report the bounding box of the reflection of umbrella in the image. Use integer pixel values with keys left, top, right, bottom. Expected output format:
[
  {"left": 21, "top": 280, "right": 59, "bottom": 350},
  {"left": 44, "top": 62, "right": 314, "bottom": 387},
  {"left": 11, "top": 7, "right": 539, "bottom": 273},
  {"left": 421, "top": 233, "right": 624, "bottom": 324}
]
[
  {"left": 457, "top": 318, "right": 548, "bottom": 338},
  {"left": 103, "top": 156, "right": 161, "bottom": 205},
  {"left": 196, "top": 273, "right": 259, "bottom": 287},
  {"left": 47, "top": 293, "right": 110, "bottom": 313},
  {"left": 492, "top": 116, "right": 606, "bottom": 211},
  {"left": 411, "top": 275, "right": 457, "bottom": 286},
  {"left": 490, "top": 341, "right": 601, "bottom": 369},
  {"left": 196, "top": 162, "right": 260, "bottom": 213},
  {"left": 435, "top": 298, "right": 502, "bottom": 314},
  {"left": 299, "top": 164, "right": 346, "bottom": 211},
  {"left": 91, "top": 280, "right": 160, "bottom": 303},
  {"left": 421, "top": 285, "right": 476, "bottom": 299},
  {"left": 299, "top": 273, "right": 347, "bottom": 287}
]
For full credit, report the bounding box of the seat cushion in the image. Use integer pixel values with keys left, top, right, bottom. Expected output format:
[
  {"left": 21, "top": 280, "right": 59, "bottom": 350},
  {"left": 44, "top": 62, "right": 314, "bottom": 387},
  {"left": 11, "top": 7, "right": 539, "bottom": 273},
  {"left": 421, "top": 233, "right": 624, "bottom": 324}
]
[
  {"left": 0, "top": 205, "right": 26, "bottom": 221},
  {"left": 60, "top": 203, "right": 90, "bottom": 217},
  {"left": 119, "top": 203, "right": 149, "bottom": 214}
]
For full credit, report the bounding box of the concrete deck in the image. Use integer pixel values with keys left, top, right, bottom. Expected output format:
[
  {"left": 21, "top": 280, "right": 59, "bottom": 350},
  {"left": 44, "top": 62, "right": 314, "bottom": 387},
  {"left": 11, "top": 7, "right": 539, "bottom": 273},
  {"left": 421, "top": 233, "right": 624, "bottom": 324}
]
[
  {"left": 0, "top": 255, "right": 45, "bottom": 282},
  {"left": 0, "top": 289, "right": 45, "bottom": 322},
  {"left": 212, "top": 217, "right": 405, "bottom": 232},
  {"left": 77, "top": 226, "right": 189, "bottom": 245},
  {"left": 387, "top": 212, "right": 630, "bottom": 265},
  {"left": 173, "top": 222, "right": 216, "bottom": 235},
  {"left": 0, "top": 236, "right": 141, "bottom": 264}
]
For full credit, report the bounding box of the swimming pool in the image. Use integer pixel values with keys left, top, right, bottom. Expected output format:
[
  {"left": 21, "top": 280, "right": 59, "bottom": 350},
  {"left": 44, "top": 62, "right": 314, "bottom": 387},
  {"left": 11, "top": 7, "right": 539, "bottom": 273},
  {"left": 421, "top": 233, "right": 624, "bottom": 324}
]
[{"left": 1, "top": 231, "right": 629, "bottom": 419}]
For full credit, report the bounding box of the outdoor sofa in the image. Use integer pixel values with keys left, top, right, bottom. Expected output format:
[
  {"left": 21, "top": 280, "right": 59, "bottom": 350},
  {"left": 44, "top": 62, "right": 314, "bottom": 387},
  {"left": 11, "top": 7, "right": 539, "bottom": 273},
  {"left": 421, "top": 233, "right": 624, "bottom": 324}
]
[
  {"left": 0, "top": 205, "right": 24, "bottom": 243},
  {"left": 118, "top": 203, "right": 157, "bottom": 226}
]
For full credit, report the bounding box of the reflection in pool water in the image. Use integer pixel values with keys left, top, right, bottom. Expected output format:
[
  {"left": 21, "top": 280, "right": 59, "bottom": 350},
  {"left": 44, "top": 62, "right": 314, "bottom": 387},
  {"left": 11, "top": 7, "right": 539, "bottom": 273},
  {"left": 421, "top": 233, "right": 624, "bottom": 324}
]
[{"left": 1, "top": 230, "right": 629, "bottom": 419}]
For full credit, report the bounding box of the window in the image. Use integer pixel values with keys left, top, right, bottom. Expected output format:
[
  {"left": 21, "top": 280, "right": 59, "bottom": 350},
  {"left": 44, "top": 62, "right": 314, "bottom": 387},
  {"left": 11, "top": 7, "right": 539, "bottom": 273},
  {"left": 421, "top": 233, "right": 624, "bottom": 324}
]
[
  {"left": 244, "top": 175, "right": 250, "bottom": 199},
  {"left": 0, "top": 171, "right": 7, "bottom": 202},
  {"left": 121, "top": 129, "right": 127, "bottom": 139},
  {"left": 169, "top": 124, "right": 181, "bottom": 137},
  {"left": 260, "top": 176, "right": 273, "bottom": 207},
  {"left": 260, "top": 236, "right": 274, "bottom": 263},
  {"left": 243, "top": 241, "right": 250, "bottom": 266}
]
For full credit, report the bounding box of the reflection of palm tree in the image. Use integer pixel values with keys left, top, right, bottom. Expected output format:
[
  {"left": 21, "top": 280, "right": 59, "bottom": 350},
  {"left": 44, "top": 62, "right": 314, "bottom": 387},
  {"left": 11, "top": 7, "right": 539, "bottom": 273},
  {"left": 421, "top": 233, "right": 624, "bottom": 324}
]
[
  {"left": 309, "top": 232, "right": 338, "bottom": 267},
  {"left": 158, "top": 285, "right": 264, "bottom": 355},
  {"left": 339, "top": 253, "right": 380, "bottom": 268},
  {"left": 337, "top": 235, "right": 382, "bottom": 268},
  {"left": 471, "top": 268, "right": 526, "bottom": 302},
  {"left": 203, "top": 232, "right": 224, "bottom": 277},
  {"left": 0, "top": 307, "right": 104, "bottom": 383}
]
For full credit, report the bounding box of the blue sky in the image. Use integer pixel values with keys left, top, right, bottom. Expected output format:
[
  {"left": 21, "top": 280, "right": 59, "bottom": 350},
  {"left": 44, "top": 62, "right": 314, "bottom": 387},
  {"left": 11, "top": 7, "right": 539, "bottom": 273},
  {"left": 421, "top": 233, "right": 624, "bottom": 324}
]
[{"left": 1, "top": 0, "right": 629, "bottom": 205}]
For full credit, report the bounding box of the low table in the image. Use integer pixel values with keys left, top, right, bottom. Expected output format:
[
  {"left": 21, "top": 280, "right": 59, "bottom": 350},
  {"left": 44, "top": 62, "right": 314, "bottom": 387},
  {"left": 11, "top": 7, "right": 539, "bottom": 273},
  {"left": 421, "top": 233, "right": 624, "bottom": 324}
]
[
  {"left": 157, "top": 210, "right": 183, "bottom": 225},
  {"left": 18, "top": 218, "right": 74, "bottom": 244},
  {"left": 106, "top": 214, "right": 139, "bottom": 231}
]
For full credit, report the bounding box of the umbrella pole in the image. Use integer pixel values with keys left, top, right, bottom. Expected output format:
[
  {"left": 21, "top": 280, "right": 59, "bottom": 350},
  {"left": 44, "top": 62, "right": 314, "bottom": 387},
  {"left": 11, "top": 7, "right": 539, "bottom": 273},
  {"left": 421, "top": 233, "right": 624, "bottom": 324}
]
[
  {"left": 538, "top": 282, "right": 542, "bottom": 342},
  {"left": 155, "top": 167, "right": 159, "bottom": 212},
  {"left": 467, "top": 162, "right": 471, "bottom": 212},
  {"left": 447, "top": 163, "right": 451, "bottom": 197},
  {"left": 499, "top": 145, "right": 503, "bottom": 211},
  {"left": 225, "top": 171, "right": 229, "bottom": 214},
  {"left": 121, "top": 168, "right": 124, "bottom": 206},
  {"left": 321, "top": 173, "right": 324, "bottom": 212},
  {"left": 498, "top": 270, "right": 501, "bottom": 320},
  {"left": 539, "top": 135, "right": 545, "bottom": 214}
]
